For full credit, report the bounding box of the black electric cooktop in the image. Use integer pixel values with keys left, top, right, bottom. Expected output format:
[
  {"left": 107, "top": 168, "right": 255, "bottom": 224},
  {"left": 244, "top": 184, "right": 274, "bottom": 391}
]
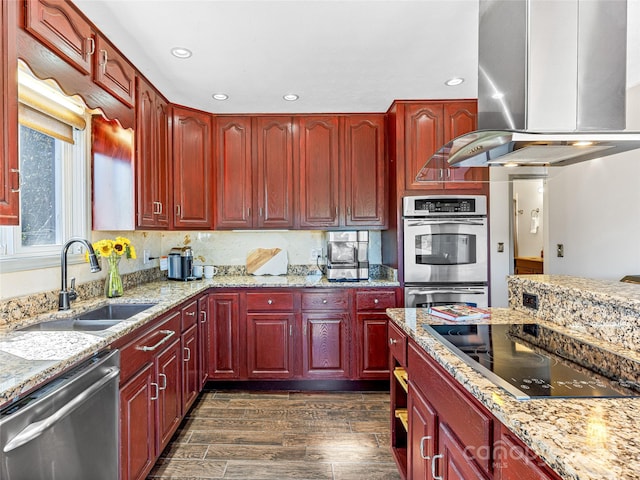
[{"left": 424, "top": 323, "right": 640, "bottom": 400}]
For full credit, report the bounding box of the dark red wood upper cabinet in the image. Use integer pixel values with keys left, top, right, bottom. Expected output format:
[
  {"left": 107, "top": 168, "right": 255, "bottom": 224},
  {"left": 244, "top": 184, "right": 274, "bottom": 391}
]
[
  {"left": 24, "top": 0, "right": 94, "bottom": 75},
  {"left": 297, "top": 115, "right": 340, "bottom": 228},
  {"left": 1, "top": 0, "right": 19, "bottom": 225},
  {"left": 254, "top": 116, "right": 295, "bottom": 229},
  {"left": 404, "top": 103, "right": 444, "bottom": 190},
  {"left": 135, "top": 77, "right": 171, "bottom": 229},
  {"left": 343, "top": 115, "right": 386, "bottom": 227},
  {"left": 172, "top": 106, "right": 213, "bottom": 229},
  {"left": 215, "top": 116, "right": 253, "bottom": 229},
  {"left": 93, "top": 34, "right": 135, "bottom": 107}
]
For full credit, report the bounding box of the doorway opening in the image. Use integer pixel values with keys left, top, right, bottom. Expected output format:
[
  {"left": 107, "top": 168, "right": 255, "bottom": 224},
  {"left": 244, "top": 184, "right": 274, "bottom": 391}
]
[{"left": 510, "top": 175, "right": 546, "bottom": 275}]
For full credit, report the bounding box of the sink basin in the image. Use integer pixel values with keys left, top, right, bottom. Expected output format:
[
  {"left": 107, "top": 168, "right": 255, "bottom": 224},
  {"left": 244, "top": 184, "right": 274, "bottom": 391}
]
[
  {"left": 76, "top": 303, "right": 157, "bottom": 321},
  {"left": 17, "top": 303, "right": 157, "bottom": 332}
]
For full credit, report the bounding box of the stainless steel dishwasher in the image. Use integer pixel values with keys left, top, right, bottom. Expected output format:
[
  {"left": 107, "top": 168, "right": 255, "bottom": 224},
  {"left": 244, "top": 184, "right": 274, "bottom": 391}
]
[{"left": 0, "top": 349, "right": 120, "bottom": 480}]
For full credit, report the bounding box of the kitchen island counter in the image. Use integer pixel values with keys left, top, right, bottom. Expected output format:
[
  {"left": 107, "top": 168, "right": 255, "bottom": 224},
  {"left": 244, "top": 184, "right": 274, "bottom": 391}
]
[
  {"left": 386, "top": 276, "right": 640, "bottom": 480},
  {"left": 0, "top": 274, "right": 398, "bottom": 407}
]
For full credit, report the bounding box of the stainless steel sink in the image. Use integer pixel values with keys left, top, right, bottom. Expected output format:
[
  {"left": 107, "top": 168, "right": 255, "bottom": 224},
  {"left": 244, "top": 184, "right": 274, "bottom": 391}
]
[
  {"left": 18, "top": 303, "right": 157, "bottom": 332},
  {"left": 76, "top": 303, "right": 157, "bottom": 321}
]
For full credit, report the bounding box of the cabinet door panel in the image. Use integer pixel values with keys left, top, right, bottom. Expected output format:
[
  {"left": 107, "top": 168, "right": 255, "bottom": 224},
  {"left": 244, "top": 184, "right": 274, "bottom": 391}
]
[
  {"left": 156, "top": 338, "right": 182, "bottom": 452},
  {"left": 344, "top": 115, "right": 386, "bottom": 226},
  {"left": 120, "top": 363, "right": 155, "bottom": 480},
  {"left": 208, "top": 293, "right": 241, "bottom": 379},
  {"left": 0, "top": 0, "right": 19, "bottom": 225},
  {"left": 135, "top": 80, "right": 156, "bottom": 227},
  {"left": 408, "top": 383, "right": 437, "bottom": 480},
  {"left": 94, "top": 35, "right": 135, "bottom": 107},
  {"left": 173, "top": 107, "right": 213, "bottom": 229},
  {"left": 24, "top": 0, "right": 93, "bottom": 75},
  {"left": 499, "top": 429, "right": 560, "bottom": 480},
  {"left": 297, "top": 116, "right": 340, "bottom": 228},
  {"left": 404, "top": 104, "right": 443, "bottom": 190},
  {"left": 302, "top": 313, "right": 349, "bottom": 378},
  {"left": 443, "top": 102, "right": 486, "bottom": 189},
  {"left": 438, "top": 423, "right": 489, "bottom": 480},
  {"left": 182, "top": 324, "right": 199, "bottom": 412},
  {"left": 216, "top": 117, "right": 253, "bottom": 228},
  {"left": 246, "top": 313, "right": 295, "bottom": 378},
  {"left": 355, "top": 313, "right": 389, "bottom": 379},
  {"left": 255, "top": 116, "right": 295, "bottom": 228}
]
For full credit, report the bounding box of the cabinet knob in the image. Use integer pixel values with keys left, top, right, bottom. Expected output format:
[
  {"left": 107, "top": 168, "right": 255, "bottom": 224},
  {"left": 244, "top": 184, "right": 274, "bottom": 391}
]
[
  {"left": 322, "top": 299, "right": 328, "bottom": 304},
  {"left": 389, "top": 338, "right": 397, "bottom": 345},
  {"left": 267, "top": 299, "right": 273, "bottom": 305},
  {"left": 185, "top": 311, "right": 196, "bottom": 317},
  {"left": 374, "top": 298, "right": 379, "bottom": 304}
]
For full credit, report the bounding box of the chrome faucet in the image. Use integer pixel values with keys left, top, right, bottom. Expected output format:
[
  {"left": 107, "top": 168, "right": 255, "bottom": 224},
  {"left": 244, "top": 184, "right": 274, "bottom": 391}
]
[{"left": 59, "top": 238, "right": 101, "bottom": 311}]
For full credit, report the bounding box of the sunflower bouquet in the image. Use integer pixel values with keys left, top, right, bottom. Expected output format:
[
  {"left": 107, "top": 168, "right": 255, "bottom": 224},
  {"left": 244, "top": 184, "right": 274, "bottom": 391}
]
[{"left": 87, "top": 236, "right": 136, "bottom": 297}]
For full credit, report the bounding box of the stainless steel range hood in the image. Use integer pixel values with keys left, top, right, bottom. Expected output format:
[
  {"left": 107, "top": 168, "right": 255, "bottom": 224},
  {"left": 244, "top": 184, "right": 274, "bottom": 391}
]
[{"left": 417, "top": 0, "right": 640, "bottom": 178}]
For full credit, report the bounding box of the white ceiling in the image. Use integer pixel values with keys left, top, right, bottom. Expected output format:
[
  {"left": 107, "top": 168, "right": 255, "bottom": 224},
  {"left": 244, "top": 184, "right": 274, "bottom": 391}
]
[{"left": 73, "top": 0, "right": 640, "bottom": 115}]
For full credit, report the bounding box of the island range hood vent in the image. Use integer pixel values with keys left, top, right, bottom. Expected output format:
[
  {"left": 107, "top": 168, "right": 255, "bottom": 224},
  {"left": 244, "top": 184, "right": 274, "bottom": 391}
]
[{"left": 416, "top": 0, "right": 640, "bottom": 178}]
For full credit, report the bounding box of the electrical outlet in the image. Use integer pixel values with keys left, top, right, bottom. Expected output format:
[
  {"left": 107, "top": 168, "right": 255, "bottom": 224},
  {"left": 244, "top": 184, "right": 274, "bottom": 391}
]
[
  {"left": 497, "top": 242, "right": 504, "bottom": 253},
  {"left": 523, "top": 292, "right": 539, "bottom": 309},
  {"left": 143, "top": 250, "right": 150, "bottom": 264},
  {"left": 309, "top": 248, "right": 322, "bottom": 262}
]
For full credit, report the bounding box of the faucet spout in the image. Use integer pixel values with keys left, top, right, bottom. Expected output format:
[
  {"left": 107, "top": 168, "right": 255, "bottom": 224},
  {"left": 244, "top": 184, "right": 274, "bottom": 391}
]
[{"left": 59, "top": 238, "right": 101, "bottom": 311}]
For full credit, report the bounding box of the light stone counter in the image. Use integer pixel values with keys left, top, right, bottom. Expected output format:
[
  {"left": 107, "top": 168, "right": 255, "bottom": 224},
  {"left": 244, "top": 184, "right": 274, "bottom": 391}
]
[
  {"left": 386, "top": 274, "right": 640, "bottom": 480},
  {"left": 0, "top": 275, "right": 398, "bottom": 407}
]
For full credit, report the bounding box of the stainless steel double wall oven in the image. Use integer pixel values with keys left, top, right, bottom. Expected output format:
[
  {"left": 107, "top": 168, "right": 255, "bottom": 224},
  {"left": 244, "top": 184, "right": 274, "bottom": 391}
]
[{"left": 403, "top": 195, "right": 489, "bottom": 308}]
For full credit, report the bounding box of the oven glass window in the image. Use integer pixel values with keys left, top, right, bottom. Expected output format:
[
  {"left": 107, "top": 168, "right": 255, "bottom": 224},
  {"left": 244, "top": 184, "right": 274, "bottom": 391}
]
[{"left": 414, "top": 233, "right": 477, "bottom": 265}]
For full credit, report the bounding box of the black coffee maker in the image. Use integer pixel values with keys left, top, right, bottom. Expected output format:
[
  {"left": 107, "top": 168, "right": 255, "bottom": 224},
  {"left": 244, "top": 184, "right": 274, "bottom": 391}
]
[{"left": 168, "top": 246, "right": 193, "bottom": 280}]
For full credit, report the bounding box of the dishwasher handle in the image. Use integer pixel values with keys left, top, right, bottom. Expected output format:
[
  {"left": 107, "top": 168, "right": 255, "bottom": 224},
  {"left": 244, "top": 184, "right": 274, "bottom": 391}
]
[{"left": 3, "top": 366, "right": 120, "bottom": 453}]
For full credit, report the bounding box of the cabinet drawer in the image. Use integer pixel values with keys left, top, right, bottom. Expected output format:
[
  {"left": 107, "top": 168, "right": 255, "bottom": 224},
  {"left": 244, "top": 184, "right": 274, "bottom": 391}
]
[
  {"left": 119, "top": 311, "right": 181, "bottom": 384},
  {"left": 181, "top": 299, "right": 198, "bottom": 330},
  {"left": 388, "top": 321, "right": 407, "bottom": 366},
  {"left": 356, "top": 290, "right": 397, "bottom": 311},
  {"left": 246, "top": 292, "right": 295, "bottom": 312},
  {"left": 301, "top": 290, "right": 349, "bottom": 310},
  {"left": 408, "top": 341, "right": 493, "bottom": 474}
]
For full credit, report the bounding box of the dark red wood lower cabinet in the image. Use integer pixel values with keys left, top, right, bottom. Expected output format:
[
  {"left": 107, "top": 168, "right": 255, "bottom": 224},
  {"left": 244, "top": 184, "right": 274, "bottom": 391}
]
[
  {"left": 246, "top": 313, "right": 295, "bottom": 378},
  {"left": 120, "top": 364, "right": 156, "bottom": 480},
  {"left": 302, "top": 312, "right": 349, "bottom": 378},
  {"left": 155, "top": 338, "right": 182, "bottom": 452},
  {"left": 356, "top": 312, "right": 390, "bottom": 379},
  {"left": 207, "top": 293, "right": 241, "bottom": 379},
  {"left": 182, "top": 324, "right": 199, "bottom": 412}
]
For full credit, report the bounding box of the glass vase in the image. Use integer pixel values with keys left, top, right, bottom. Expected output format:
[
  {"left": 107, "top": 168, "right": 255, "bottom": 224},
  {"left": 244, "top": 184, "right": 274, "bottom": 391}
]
[{"left": 105, "top": 255, "right": 124, "bottom": 298}]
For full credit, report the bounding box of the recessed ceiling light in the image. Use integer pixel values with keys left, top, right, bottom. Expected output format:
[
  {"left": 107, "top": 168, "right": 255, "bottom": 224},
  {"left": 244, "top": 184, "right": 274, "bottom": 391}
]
[
  {"left": 445, "top": 77, "right": 464, "bottom": 86},
  {"left": 212, "top": 93, "right": 229, "bottom": 101},
  {"left": 171, "top": 47, "right": 192, "bottom": 59},
  {"left": 573, "top": 141, "right": 594, "bottom": 147},
  {"left": 283, "top": 94, "right": 299, "bottom": 101}
]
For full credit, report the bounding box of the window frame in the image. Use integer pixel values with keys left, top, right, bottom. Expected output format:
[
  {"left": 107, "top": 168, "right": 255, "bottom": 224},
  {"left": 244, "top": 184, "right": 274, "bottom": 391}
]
[{"left": 0, "top": 123, "right": 92, "bottom": 273}]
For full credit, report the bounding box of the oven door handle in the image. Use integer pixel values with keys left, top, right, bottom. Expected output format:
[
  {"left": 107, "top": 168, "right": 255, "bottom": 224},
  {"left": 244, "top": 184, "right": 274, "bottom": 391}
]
[
  {"left": 405, "top": 220, "right": 485, "bottom": 227},
  {"left": 407, "top": 289, "right": 486, "bottom": 295}
]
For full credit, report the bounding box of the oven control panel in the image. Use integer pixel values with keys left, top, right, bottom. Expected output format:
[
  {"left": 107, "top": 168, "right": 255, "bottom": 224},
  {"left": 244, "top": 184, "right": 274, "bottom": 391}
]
[{"left": 403, "top": 195, "right": 487, "bottom": 217}]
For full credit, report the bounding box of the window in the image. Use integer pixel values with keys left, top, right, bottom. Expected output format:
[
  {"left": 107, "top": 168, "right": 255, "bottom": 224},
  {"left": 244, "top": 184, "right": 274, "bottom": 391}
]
[{"left": 0, "top": 65, "right": 90, "bottom": 272}]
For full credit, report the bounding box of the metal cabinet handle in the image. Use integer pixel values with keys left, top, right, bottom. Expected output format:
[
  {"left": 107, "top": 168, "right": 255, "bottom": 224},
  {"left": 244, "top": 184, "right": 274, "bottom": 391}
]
[
  {"left": 432, "top": 454, "right": 443, "bottom": 480},
  {"left": 100, "top": 49, "right": 108, "bottom": 74},
  {"left": 87, "top": 36, "right": 95, "bottom": 55},
  {"left": 200, "top": 311, "right": 207, "bottom": 323},
  {"left": 176, "top": 204, "right": 181, "bottom": 218},
  {"left": 184, "top": 347, "right": 191, "bottom": 362},
  {"left": 374, "top": 298, "right": 379, "bottom": 304},
  {"left": 419, "top": 435, "right": 432, "bottom": 460},
  {"left": 267, "top": 299, "right": 273, "bottom": 305},
  {"left": 322, "top": 299, "right": 328, "bottom": 304},
  {"left": 389, "top": 338, "right": 397, "bottom": 345},
  {"left": 10, "top": 169, "right": 20, "bottom": 193},
  {"left": 150, "top": 382, "right": 159, "bottom": 401},
  {"left": 158, "top": 373, "right": 167, "bottom": 390},
  {"left": 289, "top": 325, "right": 293, "bottom": 336},
  {"left": 136, "top": 330, "right": 175, "bottom": 352},
  {"left": 2, "top": 367, "right": 119, "bottom": 453},
  {"left": 185, "top": 311, "right": 196, "bottom": 317}
]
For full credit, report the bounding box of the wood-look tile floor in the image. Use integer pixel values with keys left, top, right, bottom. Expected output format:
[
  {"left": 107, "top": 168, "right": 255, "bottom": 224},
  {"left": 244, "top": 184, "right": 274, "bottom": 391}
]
[{"left": 148, "top": 390, "right": 402, "bottom": 480}]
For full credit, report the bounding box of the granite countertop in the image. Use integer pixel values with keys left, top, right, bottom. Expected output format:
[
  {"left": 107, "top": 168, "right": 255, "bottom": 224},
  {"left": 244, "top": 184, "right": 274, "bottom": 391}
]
[
  {"left": 386, "top": 307, "right": 640, "bottom": 480},
  {"left": 0, "top": 275, "right": 398, "bottom": 407}
]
